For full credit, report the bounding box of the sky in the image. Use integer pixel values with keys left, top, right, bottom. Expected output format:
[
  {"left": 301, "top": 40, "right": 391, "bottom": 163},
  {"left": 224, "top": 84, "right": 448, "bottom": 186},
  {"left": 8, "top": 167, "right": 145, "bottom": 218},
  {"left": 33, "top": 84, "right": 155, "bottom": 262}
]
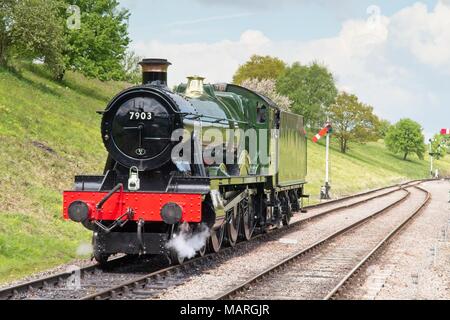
[{"left": 118, "top": 0, "right": 450, "bottom": 139}]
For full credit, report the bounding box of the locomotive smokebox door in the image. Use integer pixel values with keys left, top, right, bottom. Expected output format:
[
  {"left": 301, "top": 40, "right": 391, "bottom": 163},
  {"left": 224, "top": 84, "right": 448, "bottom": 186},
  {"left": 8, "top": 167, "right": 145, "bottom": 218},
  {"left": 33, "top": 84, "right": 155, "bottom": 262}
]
[{"left": 100, "top": 88, "right": 183, "bottom": 171}]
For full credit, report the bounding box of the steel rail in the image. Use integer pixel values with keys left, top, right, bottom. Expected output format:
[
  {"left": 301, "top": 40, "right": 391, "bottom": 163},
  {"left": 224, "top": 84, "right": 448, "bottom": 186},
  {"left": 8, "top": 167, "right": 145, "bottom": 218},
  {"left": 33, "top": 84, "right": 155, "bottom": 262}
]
[
  {"left": 298, "top": 186, "right": 404, "bottom": 224},
  {"left": 0, "top": 255, "right": 132, "bottom": 300},
  {"left": 81, "top": 259, "right": 204, "bottom": 300},
  {"left": 213, "top": 187, "right": 413, "bottom": 300},
  {"left": 303, "top": 179, "right": 428, "bottom": 210},
  {"left": 324, "top": 185, "right": 431, "bottom": 300}
]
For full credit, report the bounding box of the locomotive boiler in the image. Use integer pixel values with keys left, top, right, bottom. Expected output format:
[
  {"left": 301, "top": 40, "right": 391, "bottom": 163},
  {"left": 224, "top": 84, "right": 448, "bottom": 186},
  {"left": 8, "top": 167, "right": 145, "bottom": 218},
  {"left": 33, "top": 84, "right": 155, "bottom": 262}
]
[{"left": 63, "top": 58, "right": 307, "bottom": 264}]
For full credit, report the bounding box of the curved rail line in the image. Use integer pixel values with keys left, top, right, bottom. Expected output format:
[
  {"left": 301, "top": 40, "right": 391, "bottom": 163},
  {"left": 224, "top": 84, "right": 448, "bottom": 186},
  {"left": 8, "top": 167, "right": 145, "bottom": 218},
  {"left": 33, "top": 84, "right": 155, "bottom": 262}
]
[
  {"left": 303, "top": 179, "right": 426, "bottom": 210},
  {"left": 0, "top": 179, "right": 432, "bottom": 300},
  {"left": 324, "top": 185, "right": 431, "bottom": 300},
  {"left": 214, "top": 185, "right": 431, "bottom": 300}
]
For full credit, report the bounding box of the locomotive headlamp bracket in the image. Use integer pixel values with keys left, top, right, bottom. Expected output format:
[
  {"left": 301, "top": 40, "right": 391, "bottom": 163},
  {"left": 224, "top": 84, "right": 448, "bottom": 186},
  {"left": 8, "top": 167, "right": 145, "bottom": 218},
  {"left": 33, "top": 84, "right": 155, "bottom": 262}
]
[{"left": 128, "top": 166, "right": 140, "bottom": 191}]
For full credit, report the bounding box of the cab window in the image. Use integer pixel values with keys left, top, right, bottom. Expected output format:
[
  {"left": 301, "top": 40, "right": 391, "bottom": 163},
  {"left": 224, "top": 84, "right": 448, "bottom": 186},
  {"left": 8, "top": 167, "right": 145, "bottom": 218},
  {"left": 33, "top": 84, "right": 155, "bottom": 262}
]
[{"left": 257, "top": 105, "right": 267, "bottom": 123}]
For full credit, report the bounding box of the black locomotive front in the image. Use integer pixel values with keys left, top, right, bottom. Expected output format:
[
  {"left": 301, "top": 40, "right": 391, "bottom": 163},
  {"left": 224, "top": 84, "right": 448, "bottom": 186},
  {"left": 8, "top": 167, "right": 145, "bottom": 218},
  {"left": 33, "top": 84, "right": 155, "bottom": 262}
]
[
  {"left": 101, "top": 86, "right": 182, "bottom": 171},
  {"left": 101, "top": 59, "right": 187, "bottom": 172}
]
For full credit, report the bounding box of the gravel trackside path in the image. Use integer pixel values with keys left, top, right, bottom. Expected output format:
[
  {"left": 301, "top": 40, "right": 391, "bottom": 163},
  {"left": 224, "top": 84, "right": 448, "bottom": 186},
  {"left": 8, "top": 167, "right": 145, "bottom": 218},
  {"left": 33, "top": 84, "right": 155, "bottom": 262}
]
[{"left": 340, "top": 180, "right": 450, "bottom": 300}]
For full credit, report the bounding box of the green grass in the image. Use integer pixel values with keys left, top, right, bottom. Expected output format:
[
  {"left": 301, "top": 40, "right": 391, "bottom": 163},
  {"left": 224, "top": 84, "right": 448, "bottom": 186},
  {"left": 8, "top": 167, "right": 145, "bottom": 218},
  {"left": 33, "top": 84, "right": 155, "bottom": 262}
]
[
  {"left": 1, "top": 63, "right": 449, "bottom": 284},
  {"left": 305, "top": 137, "right": 450, "bottom": 203},
  {"left": 0, "top": 63, "right": 128, "bottom": 283}
]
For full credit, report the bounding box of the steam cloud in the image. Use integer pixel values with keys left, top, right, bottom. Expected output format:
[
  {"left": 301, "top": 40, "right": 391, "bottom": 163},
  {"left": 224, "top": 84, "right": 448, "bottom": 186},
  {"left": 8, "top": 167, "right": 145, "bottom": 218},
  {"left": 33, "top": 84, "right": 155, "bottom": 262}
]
[
  {"left": 76, "top": 242, "right": 93, "bottom": 256},
  {"left": 166, "top": 223, "right": 210, "bottom": 260}
]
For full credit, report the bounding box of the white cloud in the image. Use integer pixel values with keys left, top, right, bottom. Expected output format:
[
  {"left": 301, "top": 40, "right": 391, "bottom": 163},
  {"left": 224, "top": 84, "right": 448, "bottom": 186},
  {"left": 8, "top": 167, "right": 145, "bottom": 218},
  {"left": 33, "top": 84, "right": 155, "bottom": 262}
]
[
  {"left": 390, "top": 1, "right": 450, "bottom": 73},
  {"left": 133, "top": 30, "right": 271, "bottom": 86},
  {"left": 132, "top": 5, "right": 393, "bottom": 85},
  {"left": 132, "top": 1, "right": 450, "bottom": 132}
]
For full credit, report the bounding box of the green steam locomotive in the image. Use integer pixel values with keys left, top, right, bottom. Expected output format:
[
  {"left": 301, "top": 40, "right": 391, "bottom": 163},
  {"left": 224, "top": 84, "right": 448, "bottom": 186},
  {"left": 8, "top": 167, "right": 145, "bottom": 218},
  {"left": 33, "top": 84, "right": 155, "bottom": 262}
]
[{"left": 63, "top": 58, "right": 307, "bottom": 264}]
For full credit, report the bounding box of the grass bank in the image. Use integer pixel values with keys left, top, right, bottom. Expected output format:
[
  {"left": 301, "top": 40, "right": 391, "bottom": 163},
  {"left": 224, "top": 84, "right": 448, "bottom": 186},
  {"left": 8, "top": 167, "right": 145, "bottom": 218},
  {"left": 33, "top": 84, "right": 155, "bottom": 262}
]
[
  {"left": 0, "top": 63, "right": 127, "bottom": 283},
  {"left": 305, "top": 138, "right": 450, "bottom": 203}
]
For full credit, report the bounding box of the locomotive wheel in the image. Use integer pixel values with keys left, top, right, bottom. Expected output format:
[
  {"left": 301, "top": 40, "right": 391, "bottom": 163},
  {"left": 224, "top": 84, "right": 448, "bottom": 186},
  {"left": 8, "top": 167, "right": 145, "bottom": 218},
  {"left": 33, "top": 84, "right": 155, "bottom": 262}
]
[
  {"left": 288, "top": 190, "right": 300, "bottom": 212},
  {"left": 92, "top": 234, "right": 110, "bottom": 266},
  {"left": 192, "top": 224, "right": 207, "bottom": 257},
  {"left": 197, "top": 244, "right": 207, "bottom": 257},
  {"left": 281, "top": 193, "right": 293, "bottom": 226},
  {"left": 273, "top": 194, "right": 283, "bottom": 228},
  {"left": 239, "top": 198, "right": 254, "bottom": 241},
  {"left": 168, "top": 224, "right": 187, "bottom": 265},
  {"left": 226, "top": 207, "right": 240, "bottom": 247},
  {"left": 169, "top": 248, "right": 185, "bottom": 265},
  {"left": 282, "top": 212, "right": 291, "bottom": 226},
  {"left": 208, "top": 224, "right": 224, "bottom": 253},
  {"left": 93, "top": 251, "right": 110, "bottom": 266}
]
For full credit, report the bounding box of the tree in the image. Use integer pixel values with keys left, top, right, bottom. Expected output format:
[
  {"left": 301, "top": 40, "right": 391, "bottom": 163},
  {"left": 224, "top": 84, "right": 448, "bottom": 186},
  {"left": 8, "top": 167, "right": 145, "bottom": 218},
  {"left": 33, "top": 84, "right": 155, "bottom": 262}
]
[
  {"left": 61, "top": 0, "right": 131, "bottom": 81},
  {"left": 385, "top": 119, "right": 425, "bottom": 161},
  {"left": 241, "top": 78, "right": 292, "bottom": 111},
  {"left": 233, "top": 55, "right": 286, "bottom": 85},
  {"left": 0, "top": 0, "right": 14, "bottom": 65},
  {"left": 377, "top": 119, "right": 391, "bottom": 139},
  {"left": 122, "top": 50, "right": 142, "bottom": 84},
  {"left": 0, "top": 0, "right": 65, "bottom": 75},
  {"left": 328, "top": 92, "right": 380, "bottom": 154},
  {"left": 277, "top": 62, "right": 337, "bottom": 128}
]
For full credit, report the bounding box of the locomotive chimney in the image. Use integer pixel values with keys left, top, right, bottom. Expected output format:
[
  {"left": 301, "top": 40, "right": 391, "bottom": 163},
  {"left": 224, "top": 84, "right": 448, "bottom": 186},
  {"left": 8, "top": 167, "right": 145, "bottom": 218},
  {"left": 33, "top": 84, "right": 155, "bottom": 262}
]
[{"left": 139, "top": 58, "right": 172, "bottom": 86}]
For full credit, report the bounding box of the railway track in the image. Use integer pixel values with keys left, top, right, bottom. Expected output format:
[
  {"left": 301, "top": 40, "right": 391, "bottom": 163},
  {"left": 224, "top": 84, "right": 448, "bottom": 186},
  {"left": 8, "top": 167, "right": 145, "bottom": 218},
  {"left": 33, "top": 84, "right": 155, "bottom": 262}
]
[
  {"left": 0, "top": 255, "right": 171, "bottom": 300},
  {"left": 0, "top": 179, "right": 431, "bottom": 300},
  {"left": 214, "top": 185, "right": 430, "bottom": 300},
  {"left": 303, "top": 179, "right": 425, "bottom": 209}
]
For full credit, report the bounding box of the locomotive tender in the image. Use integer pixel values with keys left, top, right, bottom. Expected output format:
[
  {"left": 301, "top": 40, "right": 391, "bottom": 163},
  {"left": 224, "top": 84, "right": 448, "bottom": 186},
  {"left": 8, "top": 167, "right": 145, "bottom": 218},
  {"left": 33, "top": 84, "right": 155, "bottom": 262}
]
[{"left": 63, "top": 59, "right": 307, "bottom": 264}]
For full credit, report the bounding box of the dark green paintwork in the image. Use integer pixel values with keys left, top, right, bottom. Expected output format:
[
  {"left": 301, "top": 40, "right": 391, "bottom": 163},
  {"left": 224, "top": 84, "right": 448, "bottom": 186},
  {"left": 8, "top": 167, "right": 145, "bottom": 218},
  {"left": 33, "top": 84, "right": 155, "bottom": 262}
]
[
  {"left": 174, "top": 82, "right": 307, "bottom": 188},
  {"left": 277, "top": 111, "right": 307, "bottom": 186}
]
